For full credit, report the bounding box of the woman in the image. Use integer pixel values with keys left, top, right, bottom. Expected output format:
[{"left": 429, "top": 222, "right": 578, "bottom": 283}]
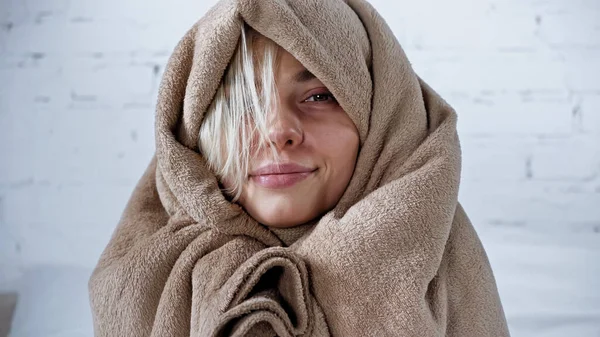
[
  {"left": 198, "top": 27, "right": 360, "bottom": 229},
  {"left": 89, "top": 0, "right": 510, "bottom": 336}
]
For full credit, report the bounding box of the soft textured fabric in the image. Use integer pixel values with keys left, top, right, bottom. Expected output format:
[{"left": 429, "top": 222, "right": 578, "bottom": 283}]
[{"left": 88, "top": 0, "right": 511, "bottom": 336}]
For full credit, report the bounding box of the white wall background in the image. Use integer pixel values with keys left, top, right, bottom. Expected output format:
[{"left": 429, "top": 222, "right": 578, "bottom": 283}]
[{"left": 0, "top": 0, "right": 599, "bottom": 336}]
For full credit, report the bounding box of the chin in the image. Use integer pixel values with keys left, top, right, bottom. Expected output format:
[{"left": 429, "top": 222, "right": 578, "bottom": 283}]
[
  {"left": 238, "top": 184, "right": 327, "bottom": 228},
  {"left": 249, "top": 201, "right": 317, "bottom": 228},
  {"left": 257, "top": 210, "right": 315, "bottom": 228}
]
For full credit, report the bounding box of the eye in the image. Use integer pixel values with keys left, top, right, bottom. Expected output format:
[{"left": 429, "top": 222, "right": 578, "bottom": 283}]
[{"left": 304, "top": 92, "right": 337, "bottom": 103}]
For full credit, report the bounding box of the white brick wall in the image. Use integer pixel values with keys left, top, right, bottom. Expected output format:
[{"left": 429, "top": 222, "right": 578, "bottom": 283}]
[{"left": 1, "top": 0, "right": 599, "bottom": 291}]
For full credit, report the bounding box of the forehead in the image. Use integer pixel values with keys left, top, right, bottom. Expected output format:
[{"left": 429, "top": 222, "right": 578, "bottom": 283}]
[
  {"left": 250, "top": 33, "right": 307, "bottom": 75},
  {"left": 249, "top": 33, "right": 278, "bottom": 65},
  {"left": 246, "top": 31, "right": 322, "bottom": 90}
]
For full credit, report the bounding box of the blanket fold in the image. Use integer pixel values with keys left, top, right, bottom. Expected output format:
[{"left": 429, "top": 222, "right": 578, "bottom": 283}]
[{"left": 88, "top": 0, "right": 510, "bottom": 336}]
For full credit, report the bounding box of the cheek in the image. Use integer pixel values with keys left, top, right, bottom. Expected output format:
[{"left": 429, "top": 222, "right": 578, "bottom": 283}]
[
  {"left": 309, "top": 115, "right": 359, "bottom": 166},
  {"left": 221, "top": 176, "right": 235, "bottom": 191}
]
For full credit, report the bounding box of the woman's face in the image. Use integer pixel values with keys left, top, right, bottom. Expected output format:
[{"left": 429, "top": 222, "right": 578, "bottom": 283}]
[{"left": 227, "top": 47, "right": 359, "bottom": 228}]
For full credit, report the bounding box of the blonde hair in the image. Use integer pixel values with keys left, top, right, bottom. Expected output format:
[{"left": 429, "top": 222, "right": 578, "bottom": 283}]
[{"left": 199, "top": 25, "right": 280, "bottom": 201}]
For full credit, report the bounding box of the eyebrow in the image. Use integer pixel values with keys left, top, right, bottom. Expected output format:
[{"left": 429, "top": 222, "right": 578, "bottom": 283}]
[{"left": 292, "top": 69, "right": 317, "bottom": 83}]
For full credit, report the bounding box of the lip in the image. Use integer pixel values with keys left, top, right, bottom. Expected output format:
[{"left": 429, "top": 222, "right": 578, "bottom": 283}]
[{"left": 250, "top": 163, "right": 317, "bottom": 189}]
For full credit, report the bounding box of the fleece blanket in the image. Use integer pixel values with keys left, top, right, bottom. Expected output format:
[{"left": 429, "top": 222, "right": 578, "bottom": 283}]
[{"left": 88, "top": 0, "right": 510, "bottom": 336}]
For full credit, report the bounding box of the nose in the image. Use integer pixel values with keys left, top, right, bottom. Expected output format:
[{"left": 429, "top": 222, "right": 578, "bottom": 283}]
[{"left": 267, "top": 104, "right": 303, "bottom": 151}]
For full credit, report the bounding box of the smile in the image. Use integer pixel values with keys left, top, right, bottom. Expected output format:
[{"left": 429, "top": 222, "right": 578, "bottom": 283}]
[{"left": 249, "top": 163, "right": 317, "bottom": 189}]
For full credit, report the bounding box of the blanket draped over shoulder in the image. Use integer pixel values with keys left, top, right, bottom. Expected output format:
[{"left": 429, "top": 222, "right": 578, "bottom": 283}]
[{"left": 88, "top": 0, "right": 510, "bottom": 336}]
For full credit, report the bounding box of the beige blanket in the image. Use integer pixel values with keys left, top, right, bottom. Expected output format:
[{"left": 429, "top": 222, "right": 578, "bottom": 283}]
[{"left": 88, "top": 0, "right": 510, "bottom": 336}]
